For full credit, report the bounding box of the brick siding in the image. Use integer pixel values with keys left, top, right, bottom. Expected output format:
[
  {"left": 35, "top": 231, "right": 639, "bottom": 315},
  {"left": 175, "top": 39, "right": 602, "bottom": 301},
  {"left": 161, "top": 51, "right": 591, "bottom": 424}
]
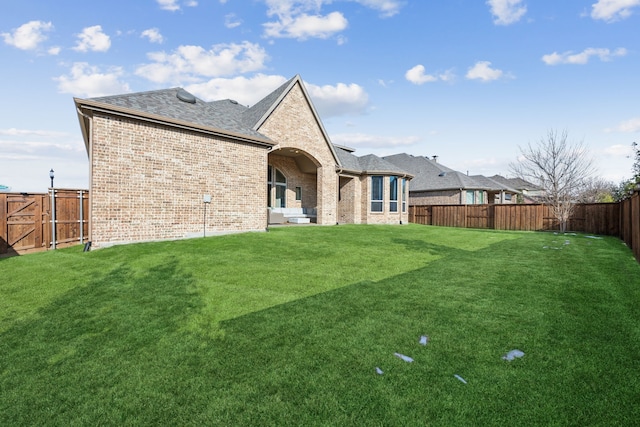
[{"left": 89, "top": 114, "right": 268, "bottom": 247}]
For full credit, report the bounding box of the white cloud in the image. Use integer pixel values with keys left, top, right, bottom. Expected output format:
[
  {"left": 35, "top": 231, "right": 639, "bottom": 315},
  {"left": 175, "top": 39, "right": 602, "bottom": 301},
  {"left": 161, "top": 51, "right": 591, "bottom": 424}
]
[
  {"left": 353, "top": 0, "right": 404, "bottom": 17},
  {"left": 156, "top": 0, "right": 198, "bottom": 11},
  {"left": 73, "top": 25, "right": 111, "bottom": 52},
  {"left": 261, "top": 0, "right": 403, "bottom": 40},
  {"left": 330, "top": 132, "right": 420, "bottom": 148},
  {"left": 135, "top": 42, "right": 269, "bottom": 85},
  {"left": 603, "top": 144, "right": 635, "bottom": 157},
  {"left": 591, "top": 0, "right": 640, "bottom": 22},
  {"left": 0, "top": 129, "right": 88, "bottom": 192},
  {"left": 54, "top": 62, "right": 130, "bottom": 97},
  {"left": 141, "top": 28, "right": 164, "bottom": 44},
  {"left": 225, "top": 13, "right": 242, "bottom": 29},
  {"left": 542, "top": 47, "right": 627, "bottom": 65},
  {"left": 186, "top": 75, "right": 369, "bottom": 118},
  {"left": 487, "top": 0, "right": 527, "bottom": 25},
  {"left": 48, "top": 46, "right": 61, "bottom": 55},
  {"left": 304, "top": 81, "right": 370, "bottom": 117},
  {"left": 0, "top": 128, "right": 69, "bottom": 138},
  {"left": 157, "top": 0, "right": 180, "bottom": 11},
  {"left": 264, "top": 11, "right": 348, "bottom": 39},
  {"left": 613, "top": 117, "right": 640, "bottom": 133},
  {"left": 186, "top": 74, "right": 288, "bottom": 105},
  {"left": 1, "top": 20, "right": 53, "bottom": 51},
  {"left": 405, "top": 65, "right": 454, "bottom": 85},
  {"left": 465, "top": 61, "right": 505, "bottom": 81}
]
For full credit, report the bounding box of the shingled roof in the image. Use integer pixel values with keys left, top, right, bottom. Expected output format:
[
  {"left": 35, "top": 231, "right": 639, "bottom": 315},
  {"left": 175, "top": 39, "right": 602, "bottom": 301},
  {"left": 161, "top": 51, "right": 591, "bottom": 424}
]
[
  {"left": 489, "top": 175, "right": 542, "bottom": 192},
  {"left": 76, "top": 75, "right": 352, "bottom": 168},
  {"left": 334, "top": 147, "right": 411, "bottom": 176},
  {"left": 85, "top": 87, "right": 270, "bottom": 142},
  {"left": 383, "top": 153, "right": 485, "bottom": 191}
]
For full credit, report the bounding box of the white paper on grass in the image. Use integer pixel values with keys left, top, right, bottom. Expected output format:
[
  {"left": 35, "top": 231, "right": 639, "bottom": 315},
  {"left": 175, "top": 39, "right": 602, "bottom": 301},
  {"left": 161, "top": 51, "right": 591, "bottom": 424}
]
[
  {"left": 454, "top": 374, "right": 467, "bottom": 384},
  {"left": 502, "top": 349, "right": 525, "bottom": 361},
  {"left": 375, "top": 367, "right": 384, "bottom": 375},
  {"left": 394, "top": 353, "right": 414, "bottom": 362},
  {"left": 419, "top": 335, "right": 428, "bottom": 346}
]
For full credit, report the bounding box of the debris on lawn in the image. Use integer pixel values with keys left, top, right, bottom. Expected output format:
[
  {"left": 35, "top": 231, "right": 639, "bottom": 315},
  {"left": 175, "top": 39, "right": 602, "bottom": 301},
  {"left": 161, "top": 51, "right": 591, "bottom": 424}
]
[
  {"left": 394, "top": 353, "right": 414, "bottom": 363},
  {"left": 502, "top": 349, "right": 525, "bottom": 361},
  {"left": 454, "top": 374, "right": 467, "bottom": 384},
  {"left": 375, "top": 367, "right": 384, "bottom": 375},
  {"left": 564, "top": 240, "right": 571, "bottom": 245},
  {"left": 585, "top": 235, "right": 603, "bottom": 239},
  {"left": 419, "top": 335, "right": 429, "bottom": 346}
]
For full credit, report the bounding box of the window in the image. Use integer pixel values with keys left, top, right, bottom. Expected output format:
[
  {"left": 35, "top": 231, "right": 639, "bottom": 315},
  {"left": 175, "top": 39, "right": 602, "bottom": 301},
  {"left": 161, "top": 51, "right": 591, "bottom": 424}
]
[
  {"left": 267, "top": 166, "right": 287, "bottom": 208},
  {"left": 466, "top": 190, "right": 475, "bottom": 205},
  {"left": 267, "top": 166, "right": 273, "bottom": 207},
  {"left": 402, "top": 178, "right": 407, "bottom": 213},
  {"left": 295, "top": 186, "right": 302, "bottom": 201},
  {"left": 505, "top": 193, "right": 512, "bottom": 201},
  {"left": 371, "top": 176, "right": 383, "bottom": 212},
  {"left": 389, "top": 176, "right": 398, "bottom": 212}
]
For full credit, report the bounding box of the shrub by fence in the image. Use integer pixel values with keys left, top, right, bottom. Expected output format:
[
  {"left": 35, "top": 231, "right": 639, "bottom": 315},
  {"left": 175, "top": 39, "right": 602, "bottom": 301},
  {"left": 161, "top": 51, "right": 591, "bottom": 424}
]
[
  {"left": 0, "top": 189, "right": 89, "bottom": 256},
  {"left": 410, "top": 193, "right": 640, "bottom": 262}
]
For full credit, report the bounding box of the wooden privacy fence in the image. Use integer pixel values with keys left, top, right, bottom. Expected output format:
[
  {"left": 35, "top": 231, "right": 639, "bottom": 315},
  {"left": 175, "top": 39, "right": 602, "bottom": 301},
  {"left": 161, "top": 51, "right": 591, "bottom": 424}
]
[
  {"left": 0, "top": 189, "right": 89, "bottom": 256},
  {"left": 409, "top": 193, "right": 640, "bottom": 262}
]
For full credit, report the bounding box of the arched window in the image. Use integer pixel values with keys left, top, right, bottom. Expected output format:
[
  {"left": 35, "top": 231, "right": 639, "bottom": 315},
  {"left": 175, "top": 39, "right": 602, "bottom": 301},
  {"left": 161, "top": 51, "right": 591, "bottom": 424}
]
[{"left": 267, "top": 166, "right": 287, "bottom": 208}]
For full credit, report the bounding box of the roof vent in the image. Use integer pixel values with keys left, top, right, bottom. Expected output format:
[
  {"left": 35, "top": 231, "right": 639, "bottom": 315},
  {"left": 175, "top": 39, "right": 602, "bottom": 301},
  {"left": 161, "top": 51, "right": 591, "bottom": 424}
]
[
  {"left": 176, "top": 89, "right": 196, "bottom": 104},
  {"left": 438, "top": 172, "right": 447, "bottom": 177},
  {"left": 229, "top": 99, "right": 238, "bottom": 104}
]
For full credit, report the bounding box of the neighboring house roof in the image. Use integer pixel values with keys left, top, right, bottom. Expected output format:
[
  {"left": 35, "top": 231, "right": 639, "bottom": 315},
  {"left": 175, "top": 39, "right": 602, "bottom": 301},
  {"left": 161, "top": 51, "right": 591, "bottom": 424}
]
[
  {"left": 383, "top": 153, "right": 485, "bottom": 192},
  {"left": 489, "top": 175, "right": 542, "bottom": 192},
  {"left": 334, "top": 147, "right": 412, "bottom": 177},
  {"left": 470, "top": 175, "right": 519, "bottom": 193}
]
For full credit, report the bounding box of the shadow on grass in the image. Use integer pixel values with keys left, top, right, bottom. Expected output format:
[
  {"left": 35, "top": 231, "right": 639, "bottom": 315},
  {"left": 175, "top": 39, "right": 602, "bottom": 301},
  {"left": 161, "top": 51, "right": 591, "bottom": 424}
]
[
  {"left": 0, "top": 256, "right": 207, "bottom": 425},
  {"left": 2, "top": 235, "right": 639, "bottom": 425}
]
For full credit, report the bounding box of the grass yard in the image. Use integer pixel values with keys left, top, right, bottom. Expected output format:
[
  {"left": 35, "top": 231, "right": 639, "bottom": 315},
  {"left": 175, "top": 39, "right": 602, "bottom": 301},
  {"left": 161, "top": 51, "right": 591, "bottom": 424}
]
[{"left": 1, "top": 224, "right": 640, "bottom": 425}]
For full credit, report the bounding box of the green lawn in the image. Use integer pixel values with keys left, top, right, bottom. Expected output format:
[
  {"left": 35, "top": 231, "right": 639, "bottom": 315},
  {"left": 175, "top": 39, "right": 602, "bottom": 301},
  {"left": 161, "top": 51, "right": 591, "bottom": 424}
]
[{"left": 2, "top": 224, "right": 640, "bottom": 425}]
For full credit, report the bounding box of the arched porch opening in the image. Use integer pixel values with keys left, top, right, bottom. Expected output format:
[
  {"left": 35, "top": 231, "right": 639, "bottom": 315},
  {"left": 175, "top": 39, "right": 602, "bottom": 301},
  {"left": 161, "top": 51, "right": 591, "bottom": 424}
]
[{"left": 267, "top": 147, "right": 321, "bottom": 215}]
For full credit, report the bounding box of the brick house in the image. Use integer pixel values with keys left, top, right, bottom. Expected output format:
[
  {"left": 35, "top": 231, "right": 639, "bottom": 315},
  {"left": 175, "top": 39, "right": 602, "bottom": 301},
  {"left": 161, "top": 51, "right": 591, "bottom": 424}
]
[
  {"left": 75, "top": 75, "right": 411, "bottom": 248},
  {"left": 383, "top": 153, "right": 519, "bottom": 205}
]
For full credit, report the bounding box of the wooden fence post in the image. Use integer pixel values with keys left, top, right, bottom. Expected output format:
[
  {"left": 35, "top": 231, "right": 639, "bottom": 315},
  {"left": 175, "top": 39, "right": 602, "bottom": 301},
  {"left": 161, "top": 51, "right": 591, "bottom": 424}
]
[{"left": 0, "top": 193, "right": 6, "bottom": 254}]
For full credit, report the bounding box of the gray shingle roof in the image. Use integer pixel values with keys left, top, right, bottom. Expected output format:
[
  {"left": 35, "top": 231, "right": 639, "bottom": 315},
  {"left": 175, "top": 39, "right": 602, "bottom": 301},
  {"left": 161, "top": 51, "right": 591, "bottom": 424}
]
[
  {"left": 334, "top": 147, "right": 362, "bottom": 172},
  {"left": 383, "top": 153, "right": 509, "bottom": 192},
  {"left": 88, "top": 87, "right": 270, "bottom": 141},
  {"left": 242, "top": 76, "right": 296, "bottom": 130},
  {"left": 489, "top": 175, "right": 541, "bottom": 191},
  {"left": 470, "top": 175, "right": 519, "bottom": 193},
  {"left": 334, "top": 147, "right": 411, "bottom": 176}
]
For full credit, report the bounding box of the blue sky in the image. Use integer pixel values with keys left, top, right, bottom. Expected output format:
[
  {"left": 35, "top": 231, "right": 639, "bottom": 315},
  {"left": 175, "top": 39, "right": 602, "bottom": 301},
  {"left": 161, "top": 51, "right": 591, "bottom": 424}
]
[{"left": 1, "top": 0, "right": 639, "bottom": 192}]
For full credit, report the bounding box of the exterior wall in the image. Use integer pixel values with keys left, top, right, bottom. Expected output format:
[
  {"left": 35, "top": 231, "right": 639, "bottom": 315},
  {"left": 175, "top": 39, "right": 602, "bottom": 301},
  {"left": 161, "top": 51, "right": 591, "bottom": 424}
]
[
  {"left": 490, "top": 191, "right": 517, "bottom": 204},
  {"left": 89, "top": 114, "right": 267, "bottom": 247},
  {"left": 360, "top": 175, "right": 409, "bottom": 224},
  {"left": 338, "top": 175, "right": 361, "bottom": 224},
  {"left": 411, "top": 189, "right": 516, "bottom": 205},
  {"left": 269, "top": 154, "right": 317, "bottom": 209},
  {"left": 410, "top": 190, "right": 461, "bottom": 205},
  {"left": 257, "top": 83, "right": 337, "bottom": 225}
]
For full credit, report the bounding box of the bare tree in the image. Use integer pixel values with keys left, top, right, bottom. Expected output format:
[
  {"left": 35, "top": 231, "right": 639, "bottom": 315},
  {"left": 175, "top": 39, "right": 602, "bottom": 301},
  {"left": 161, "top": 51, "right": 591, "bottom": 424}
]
[
  {"left": 577, "top": 177, "right": 616, "bottom": 203},
  {"left": 510, "top": 129, "right": 596, "bottom": 233}
]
